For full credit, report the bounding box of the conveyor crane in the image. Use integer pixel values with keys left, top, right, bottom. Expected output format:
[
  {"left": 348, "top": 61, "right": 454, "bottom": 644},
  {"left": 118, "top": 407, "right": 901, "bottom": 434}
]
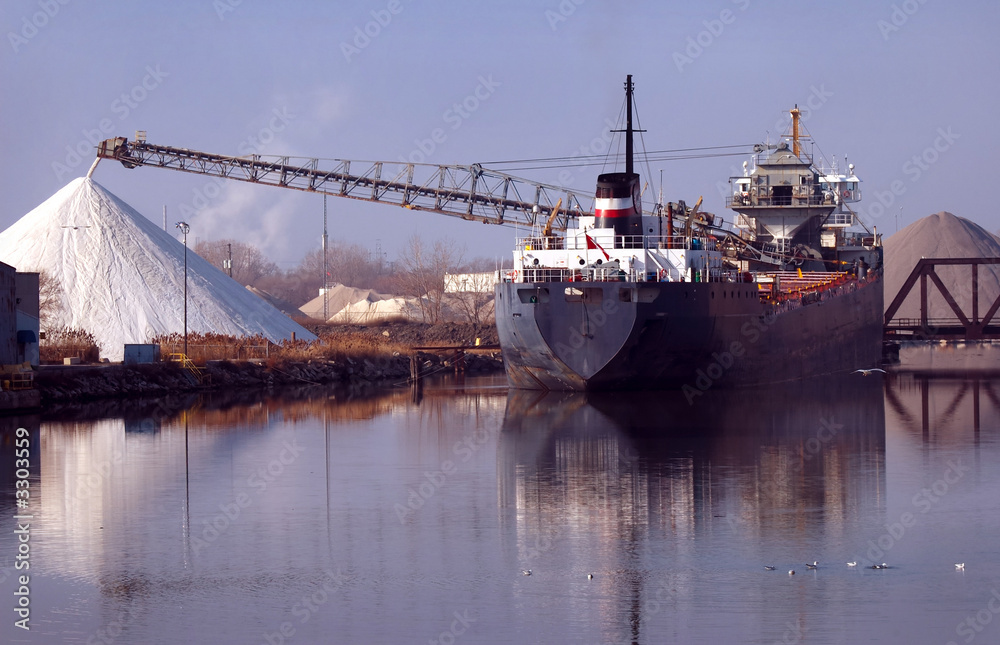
[{"left": 95, "top": 136, "right": 590, "bottom": 232}]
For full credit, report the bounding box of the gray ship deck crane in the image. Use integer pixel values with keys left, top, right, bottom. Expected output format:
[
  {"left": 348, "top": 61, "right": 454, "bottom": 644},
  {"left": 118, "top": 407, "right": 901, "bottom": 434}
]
[{"left": 94, "top": 135, "right": 589, "bottom": 232}]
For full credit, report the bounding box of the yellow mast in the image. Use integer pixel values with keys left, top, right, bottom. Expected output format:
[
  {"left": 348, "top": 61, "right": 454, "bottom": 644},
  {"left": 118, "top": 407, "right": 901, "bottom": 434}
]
[{"left": 790, "top": 105, "right": 801, "bottom": 158}]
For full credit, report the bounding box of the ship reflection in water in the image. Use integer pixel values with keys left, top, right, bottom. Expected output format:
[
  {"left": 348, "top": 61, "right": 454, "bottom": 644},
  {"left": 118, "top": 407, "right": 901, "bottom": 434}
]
[
  {"left": 2, "top": 374, "right": 1000, "bottom": 644},
  {"left": 497, "top": 377, "right": 887, "bottom": 644}
]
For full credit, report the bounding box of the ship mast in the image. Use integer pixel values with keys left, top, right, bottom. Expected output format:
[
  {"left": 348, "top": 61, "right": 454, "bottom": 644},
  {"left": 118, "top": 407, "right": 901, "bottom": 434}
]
[{"left": 625, "top": 74, "right": 634, "bottom": 176}]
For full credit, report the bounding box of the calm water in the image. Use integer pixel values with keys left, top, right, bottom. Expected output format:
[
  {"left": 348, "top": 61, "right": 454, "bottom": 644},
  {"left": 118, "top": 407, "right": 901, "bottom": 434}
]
[{"left": 2, "top": 373, "right": 1000, "bottom": 644}]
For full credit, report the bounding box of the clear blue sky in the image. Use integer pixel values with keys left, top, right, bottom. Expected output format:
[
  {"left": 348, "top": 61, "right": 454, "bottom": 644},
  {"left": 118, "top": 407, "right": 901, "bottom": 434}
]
[{"left": 2, "top": 0, "right": 996, "bottom": 268}]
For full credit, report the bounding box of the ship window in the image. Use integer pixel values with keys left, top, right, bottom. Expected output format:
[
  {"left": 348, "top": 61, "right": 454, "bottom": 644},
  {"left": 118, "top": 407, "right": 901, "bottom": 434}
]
[
  {"left": 518, "top": 288, "right": 549, "bottom": 304},
  {"left": 619, "top": 288, "right": 633, "bottom": 303},
  {"left": 565, "top": 287, "right": 603, "bottom": 303}
]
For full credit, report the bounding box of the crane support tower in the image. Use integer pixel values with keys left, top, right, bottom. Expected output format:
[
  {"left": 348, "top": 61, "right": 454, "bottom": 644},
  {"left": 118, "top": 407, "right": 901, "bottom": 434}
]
[{"left": 95, "top": 136, "right": 588, "bottom": 232}]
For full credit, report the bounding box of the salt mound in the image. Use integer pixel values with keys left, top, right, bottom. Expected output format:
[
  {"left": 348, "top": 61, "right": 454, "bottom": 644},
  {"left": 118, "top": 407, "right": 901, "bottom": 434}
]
[
  {"left": 0, "top": 177, "right": 316, "bottom": 360},
  {"left": 883, "top": 211, "right": 1000, "bottom": 319},
  {"left": 300, "top": 284, "right": 391, "bottom": 320}
]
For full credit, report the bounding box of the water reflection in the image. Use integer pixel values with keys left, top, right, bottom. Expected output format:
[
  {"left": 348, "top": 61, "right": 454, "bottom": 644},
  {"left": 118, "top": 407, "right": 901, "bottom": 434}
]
[
  {"left": 497, "top": 376, "right": 887, "bottom": 644},
  {"left": 2, "top": 373, "right": 1000, "bottom": 644}
]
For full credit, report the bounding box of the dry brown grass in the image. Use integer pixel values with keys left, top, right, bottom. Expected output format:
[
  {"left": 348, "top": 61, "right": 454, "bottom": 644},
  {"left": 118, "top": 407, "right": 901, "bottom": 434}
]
[
  {"left": 150, "top": 331, "right": 406, "bottom": 366},
  {"left": 40, "top": 327, "right": 100, "bottom": 363}
]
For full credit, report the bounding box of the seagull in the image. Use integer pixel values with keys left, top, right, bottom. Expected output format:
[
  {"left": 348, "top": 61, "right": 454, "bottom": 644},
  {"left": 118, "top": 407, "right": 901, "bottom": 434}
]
[
  {"left": 847, "top": 562, "right": 857, "bottom": 567},
  {"left": 853, "top": 368, "right": 887, "bottom": 376},
  {"left": 764, "top": 566, "right": 776, "bottom": 571},
  {"left": 522, "top": 570, "right": 532, "bottom": 576},
  {"left": 587, "top": 573, "right": 594, "bottom": 579},
  {"left": 806, "top": 562, "right": 818, "bottom": 569},
  {"left": 870, "top": 563, "right": 890, "bottom": 570},
  {"left": 955, "top": 563, "right": 965, "bottom": 570}
]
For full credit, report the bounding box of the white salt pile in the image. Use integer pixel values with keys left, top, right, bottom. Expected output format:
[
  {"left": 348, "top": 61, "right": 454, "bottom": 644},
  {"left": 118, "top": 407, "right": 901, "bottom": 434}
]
[
  {"left": 883, "top": 211, "right": 1000, "bottom": 319},
  {"left": 0, "top": 177, "right": 316, "bottom": 360},
  {"left": 301, "top": 284, "right": 420, "bottom": 324}
]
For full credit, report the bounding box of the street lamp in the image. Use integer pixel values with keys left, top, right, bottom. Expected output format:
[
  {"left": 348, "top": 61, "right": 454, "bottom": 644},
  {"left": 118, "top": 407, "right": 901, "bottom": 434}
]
[{"left": 175, "top": 221, "right": 190, "bottom": 357}]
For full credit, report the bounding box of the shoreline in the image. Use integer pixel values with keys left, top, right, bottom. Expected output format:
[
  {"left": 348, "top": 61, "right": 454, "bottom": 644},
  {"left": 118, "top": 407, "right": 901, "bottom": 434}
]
[{"left": 5, "top": 350, "right": 503, "bottom": 413}]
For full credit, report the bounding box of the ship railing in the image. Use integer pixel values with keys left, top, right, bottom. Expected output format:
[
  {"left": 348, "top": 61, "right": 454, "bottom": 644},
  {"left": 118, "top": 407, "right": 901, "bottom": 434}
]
[
  {"left": 726, "top": 192, "right": 829, "bottom": 208},
  {"left": 515, "top": 235, "right": 716, "bottom": 253},
  {"left": 520, "top": 236, "right": 566, "bottom": 251},
  {"left": 506, "top": 265, "right": 751, "bottom": 284},
  {"left": 841, "top": 232, "right": 878, "bottom": 247},
  {"left": 754, "top": 271, "right": 856, "bottom": 302},
  {"left": 513, "top": 267, "right": 631, "bottom": 283}
]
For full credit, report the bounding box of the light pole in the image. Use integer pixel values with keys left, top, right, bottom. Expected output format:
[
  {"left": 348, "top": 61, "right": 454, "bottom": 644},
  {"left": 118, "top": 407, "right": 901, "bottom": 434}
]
[{"left": 176, "top": 221, "right": 190, "bottom": 357}]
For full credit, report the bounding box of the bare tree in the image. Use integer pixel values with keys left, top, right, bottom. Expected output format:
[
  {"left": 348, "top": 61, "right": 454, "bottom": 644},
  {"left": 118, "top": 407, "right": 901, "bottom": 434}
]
[
  {"left": 395, "top": 236, "right": 466, "bottom": 323},
  {"left": 447, "top": 270, "right": 497, "bottom": 324},
  {"left": 194, "top": 239, "right": 278, "bottom": 286},
  {"left": 38, "top": 270, "right": 62, "bottom": 330}
]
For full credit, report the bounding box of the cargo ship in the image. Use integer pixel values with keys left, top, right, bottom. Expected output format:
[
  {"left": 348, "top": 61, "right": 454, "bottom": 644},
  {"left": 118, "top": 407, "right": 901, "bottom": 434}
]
[{"left": 494, "top": 76, "right": 883, "bottom": 392}]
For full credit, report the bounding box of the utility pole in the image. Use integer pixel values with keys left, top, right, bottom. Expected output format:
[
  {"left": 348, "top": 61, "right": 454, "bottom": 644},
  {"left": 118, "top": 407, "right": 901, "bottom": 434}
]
[
  {"left": 226, "top": 242, "right": 233, "bottom": 277},
  {"left": 323, "top": 195, "right": 329, "bottom": 321},
  {"left": 175, "top": 222, "right": 190, "bottom": 357}
]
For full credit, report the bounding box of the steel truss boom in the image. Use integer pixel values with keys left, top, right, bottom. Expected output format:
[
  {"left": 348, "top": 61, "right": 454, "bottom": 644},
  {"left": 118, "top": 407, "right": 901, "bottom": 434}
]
[{"left": 96, "top": 137, "right": 589, "bottom": 231}]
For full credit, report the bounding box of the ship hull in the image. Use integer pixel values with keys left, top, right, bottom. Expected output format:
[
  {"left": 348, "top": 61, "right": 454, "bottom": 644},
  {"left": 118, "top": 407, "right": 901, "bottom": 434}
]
[{"left": 494, "top": 278, "right": 883, "bottom": 391}]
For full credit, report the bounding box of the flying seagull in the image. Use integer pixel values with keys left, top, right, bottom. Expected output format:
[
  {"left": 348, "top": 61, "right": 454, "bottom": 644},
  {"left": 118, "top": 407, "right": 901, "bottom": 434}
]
[
  {"left": 806, "top": 562, "right": 818, "bottom": 569},
  {"left": 522, "top": 570, "right": 532, "bottom": 576},
  {"left": 853, "top": 368, "right": 887, "bottom": 376},
  {"left": 955, "top": 563, "right": 965, "bottom": 570}
]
